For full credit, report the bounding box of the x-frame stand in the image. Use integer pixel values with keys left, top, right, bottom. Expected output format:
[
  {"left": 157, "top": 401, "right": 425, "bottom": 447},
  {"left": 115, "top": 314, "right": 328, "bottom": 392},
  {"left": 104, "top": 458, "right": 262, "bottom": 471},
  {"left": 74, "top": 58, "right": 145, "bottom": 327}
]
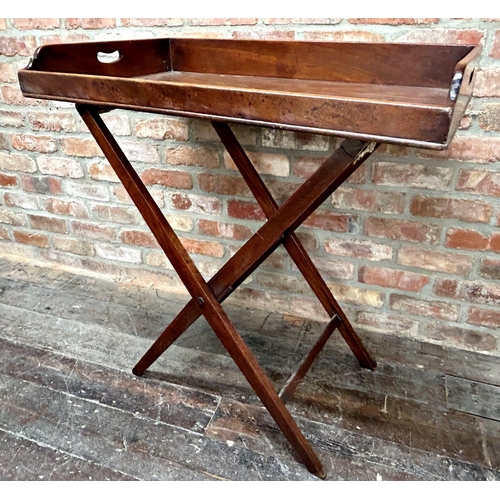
[{"left": 78, "top": 104, "right": 379, "bottom": 478}]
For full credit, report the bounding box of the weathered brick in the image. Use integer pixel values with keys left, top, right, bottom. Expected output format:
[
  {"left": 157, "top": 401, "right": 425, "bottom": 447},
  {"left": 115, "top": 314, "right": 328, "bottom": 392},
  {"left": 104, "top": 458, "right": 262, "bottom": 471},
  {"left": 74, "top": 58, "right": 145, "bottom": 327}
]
[
  {"left": 95, "top": 242, "right": 142, "bottom": 263},
  {"left": 365, "top": 217, "right": 441, "bottom": 244},
  {"left": 354, "top": 311, "right": 418, "bottom": 336},
  {"left": 434, "top": 278, "right": 500, "bottom": 307},
  {"left": 396, "top": 28, "right": 484, "bottom": 45},
  {"left": 28, "top": 111, "right": 77, "bottom": 132},
  {"left": 66, "top": 182, "right": 109, "bottom": 201},
  {"left": 0, "top": 62, "right": 16, "bottom": 82},
  {"left": 28, "top": 214, "right": 67, "bottom": 234},
  {"left": 71, "top": 221, "right": 116, "bottom": 242},
  {"left": 398, "top": 245, "right": 472, "bottom": 275},
  {"left": 478, "top": 103, "right": 500, "bottom": 131},
  {"left": 120, "top": 18, "right": 184, "bottom": 27},
  {"left": 410, "top": 195, "right": 491, "bottom": 223},
  {"left": 37, "top": 156, "right": 84, "bottom": 178},
  {"left": 11, "top": 134, "right": 57, "bottom": 154},
  {"left": 349, "top": 18, "right": 438, "bottom": 25},
  {"left": 144, "top": 250, "right": 173, "bottom": 269},
  {"left": 179, "top": 237, "right": 225, "bottom": 257},
  {"left": 60, "top": 137, "right": 103, "bottom": 158},
  {"left": 474, "top": 67, "right": 500, "bottom": 97},
  {"left": 255, "top": 271, "right": 313, "bottom": 295},
  {"left": 165, "top": 214, "right": 194, "bottom": 232},
  {"left": 303, "top": 210, "right": 350, "bottom": 232},
  {"left": 1, "top": 85, "right": 45, "bottom": 106},
  {"left": 197, "top": 172, "right": 250, "bottom": 197},
  {"left": 490, "top": 233, "right": 500, "bottom": 253},
  {"left": 101, "top": 114, "right": 130, "bottom": 136},
  {"left": 0, "top": 35, "right": 37, "bottom": 56},
  {"left": 491, "top": 30, "right": 500, "bottom": 58},
  {"left": 12, "top": 18, "right": 59, "bottom": 29},
  {"left": 262, "top": 129, "right": 329, "bottom": 151},
  {"left": 468, "top": 307, "right": 500, "bottom": 329},
  {"left": 304, "top": 31, "right": 385, "bottom": 42},
  {"left": 20, "top": 175, "right": 61, "bottom": 194},
  {"left": 87, "top": 160, "right": 120, "bottom": 183},
  {"left": 372, "top": 162, "right": 453, "bottom": 190},
  {"left": 118, "top": 141, "right": 159, "bottom": 163},
  {"left": 264, "top": 18, "right": 341, "bottom": 25},
  {"left": 418, "top": 136, "right": 500, "bottom": 163},
  {"left": 120, "top": 230, "right": 158, "bottom": 248},
  {"left": 92, "top": 205, "right": 137, "bottom": 225},
  {"left": 358, "top": 266, "right": 429, "bottom": 292},
  {"left": 423, "top": 324, "right": 496, "bottom": 352},
  {"left": 0, "top": 173, "right": 17, "bottom": 188},
  {"left": 456, "top": 169, "right": 500, "bottom": 197},
  {"left": 188, "top": 18, "right": 258, "bottom": 26},
  {"left": 141, "top": 168, "right": 193, "bottom": 189},
  {"left": 46, "top": 198, "right": 88, "bottom": 219},
  {"left": 134, "top": 117, "right": 188, "bottom": 141},
  {"left": 295, "top": 257, "right": 354, "bottom": 281},
  {"left": 13, "top": 230, "right": 49, "bottom": 248},
  {"left": 445, "top": 228, "right": 489, "bottom": 250},
  {"left": 52, "top": 235, "right": 94, "bottom": 256},
  {"left": 38, "top": 33, "right": 91, "bottom": 45},
  {"left": 191, "top": 120, "right": 257, "bottom": 145},
  {"left": 0, "top": 209, "right": 26, "bottom": 226},
  {"left": 0, "top": 227, "right": 10, "bottom": 240},
  {"left": 4, "top": 192, "right": 39, "bottom": 210},
  {"left": 224, "top": 151, "right": 290, "bottom": 177},
  {"left": 0, "top": 110, "right": 24, "bottom": 128},
  {"left": 231, "top": 30, "right": 296, "bottom": 41},
  {"left": 479, "top": 258, "right": 500, "bottom": 280},
  {"left": 65, "top": 18, "right": 116, "bottom": 29},
  {"left": 170, "top": 192, "right": 222, "bottom": 215},
  {"left": 198, "top": 219, "right": 253, "bottom": 241},
  {"left": 328, "top": 283, "right": 385, "bottom": 307},
  {"left": 325, "top": 237, "right": 392, "bottom": 261},
  {"left": 332, "top": 187, "right": 405, "bottom": 214},
  {"left": 166, "top": 145, "right": 219, "bottom": 168},
  {"left": 0, "top": 152, "right": 36, "bottom": 173},
  {"left": 389, "top": 294, "right": 460, "bottom": 321},
  {"left": 227, "top": 200, "right": 265, "bottom": 221}
]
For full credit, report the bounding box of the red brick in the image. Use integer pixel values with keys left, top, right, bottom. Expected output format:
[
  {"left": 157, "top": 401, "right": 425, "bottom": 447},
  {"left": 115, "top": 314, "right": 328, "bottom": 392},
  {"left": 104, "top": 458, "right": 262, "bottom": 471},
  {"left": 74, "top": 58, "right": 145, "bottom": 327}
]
[
  {"left": 490, "top": 233, "right": 500, "bottom": 253},
  {"left": 410, "top": 195, "right": 492, "bottom": 223},
  {"left": 38, "top": 33, "right": 91, "bottom": 45},
  {"left": 474, "top": 68, "right": 500, "bottom": 97},
  {"left": 358, "top": 266, "right": 429, "bottom": 292},
  {"left": 445, "top": 228, "right": 489, "bottom": 250},
  {"left": 28, "top": 214, "right": 67, "bottom": 234},
  {"left": 71, "top": 221, "right": 116, "bottom": 241},
  {"left": 433, "top": 278, "right": 500, "bottom": 307},
  {"left": 92, "top": 205, "right": 137, "bottom": 225},
  {"left": 372, "top": 162, "right": 453, "bottom": 190},
  {"left": 0, "top": 209, "right": 26, "bottom": 226},
  {"left": 303, "top": 210, "right": 350, "bottom": 232},
  {"left": 52, "top": 236, "right": 94, "bottom": 256},
  {"left": 0, "top": 19, "right": 6, "bottom": 29},
  {"left": 479, "top": 258, "right": 500, "bottom": 280},
  {"left": 225, "top": 151, "right": 290, "bottom": 177},
  {"left": 325, "top": 237, "right": 392, "bottom": 261},
  {"left": 179, "top": 237, "right": 224, "bottom": 257},
  {"left": 37, "top": 156, "right": 84, "bottom": 178},
  {"left": 389, "top": 294, "right": 460, "bottom": 321},
  {"left": 20, "top": 175, "right": 62, "bottom": 194},
  {"left": 166, "top": 145, "right": 219, "bottom": 168},
  {"left": 13, "top": 230, "right": 49, "bottom": 248},
  {"left": 1, "top": 86, "right": 45, "bottom": 106},
  {"left": 120, "top": 18, "right": 184, "bottom": 27},
  {"left": 365, "top": 217, "right": 441, "bottom": 244},
  {"left": 0, "top": 62, "right": 16, "bottom": 82},
  {"left": 396, "top": 29, "right": 484, "bottom": 45},
  {"left": 197, "top": 172, "right": 251, "bottom": 197},
  {"left": 227, "top": 200, "right": 265, "bottom": 221},
  {"left": 349, "top": 18, "right": 438, "bottom": 25},
  {"left": 0, "top": 173, "right": 17, "bottom": 188},
  {"left": 468, "top": 307, "right": 500, "bottom": 329},
  {"left": 457, "top": 169, "right": 500, "bottom": 197},
  {"left": 198, "top": 219, "right": 253, "bottom": 241},
  {"left": 0, "top": 110, "right": 24, "bottom": 128},
  {"left": 87, "top": 160, "right": 119, "bottom": 183},
  {"left": 398, "top": 245, "right": 472, "bottom": 276},
  {"left": 61, "top": 138, "right": 103, "bottom": 158},
  {"left": 141, "top": 168, "right": 193, "bottom": 189},
  {"left": 266, "top": 179, "right": 301, "bottom": 206},
  {"left": 491, "top": 31, "right": 500, "bottom": 58},
  {"left": 4, "top": 192, "right": 39, "bottom": 210},
  {"left": 418, "top": 136, "right": 500, "bottom": 163},
  {"left": 170, "top": 193, "right": 222, "bottom": 215},
  {"left": 332, "top": 187, "right": 405, "bottom": 214},
  {"left": 95, "top": 242, "right": 142, "bottom": 264},
  {"left": 424, "top": 324, "right": 496, "bottom": 352},
  {"left": 0, "top": 35, "right": 37, "bottom": 56},
  {"left": 304, "top": 31, "right": 385, "bottom": 42},
  {"left": 28, "top": 111, "right": 77, "bottom": 132},
  {"left": 264, "top": 18, "right": 341, "bottom": 25},
  {"left": 0, "top": 227, "right": 10, "bottom": 241},
  {"left": 478, "top": 103, "right": 500, "bottom": 131},
  {"left": 120, "top": 230, "right": 158, "bottom": 248},
  {"left": 134, "top": 117, "right": 188, "bottom": 141},
  {"left": 12, "top": 18, "right": 59, "bottom": 29},
  {"left": 0, "top": 152, "right": 36, "bottom": 173},
  {"left": 11, "top": 134, "right": 57, "bottom": 154},
  {"left": 65, "top": 18, "right": 116, "bottom": 29},
  {"left": 46, "top": 198, "right": 88, "bottom": 219}
]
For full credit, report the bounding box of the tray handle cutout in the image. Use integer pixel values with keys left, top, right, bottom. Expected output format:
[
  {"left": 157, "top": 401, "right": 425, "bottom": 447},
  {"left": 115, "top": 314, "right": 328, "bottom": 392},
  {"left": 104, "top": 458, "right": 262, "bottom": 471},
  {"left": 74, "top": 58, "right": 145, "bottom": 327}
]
[{"left": 97, "top": 50, "right": 122, "bottom": 64}]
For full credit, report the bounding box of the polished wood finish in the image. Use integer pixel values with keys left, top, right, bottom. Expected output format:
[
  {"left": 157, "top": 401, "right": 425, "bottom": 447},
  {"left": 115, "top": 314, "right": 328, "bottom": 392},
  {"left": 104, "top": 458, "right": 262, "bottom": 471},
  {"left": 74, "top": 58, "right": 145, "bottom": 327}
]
[{"left": 18, "top": 38, "right": 480, "bottom": 148}]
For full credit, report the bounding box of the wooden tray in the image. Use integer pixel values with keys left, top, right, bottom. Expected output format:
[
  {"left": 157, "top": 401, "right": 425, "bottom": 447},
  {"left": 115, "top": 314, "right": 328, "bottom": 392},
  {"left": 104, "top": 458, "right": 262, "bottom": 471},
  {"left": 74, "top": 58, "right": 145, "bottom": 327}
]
[{"left": 18, "top": 38, "right": 481, "bottom": 148}]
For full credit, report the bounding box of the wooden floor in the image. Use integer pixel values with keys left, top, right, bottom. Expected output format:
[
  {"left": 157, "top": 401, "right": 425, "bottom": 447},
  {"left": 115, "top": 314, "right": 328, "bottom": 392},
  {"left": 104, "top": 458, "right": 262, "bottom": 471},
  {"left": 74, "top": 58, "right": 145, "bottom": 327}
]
[{"left": 0, "top": 256, "right": 499, "bottom": 481}]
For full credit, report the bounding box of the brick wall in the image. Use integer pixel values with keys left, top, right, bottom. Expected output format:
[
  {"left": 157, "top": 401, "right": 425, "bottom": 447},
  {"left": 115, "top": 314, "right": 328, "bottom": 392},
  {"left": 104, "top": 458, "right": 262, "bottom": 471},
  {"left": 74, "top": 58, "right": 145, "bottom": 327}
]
[{"left": 1, "top": 18, "right": 499, "bottom": 355}]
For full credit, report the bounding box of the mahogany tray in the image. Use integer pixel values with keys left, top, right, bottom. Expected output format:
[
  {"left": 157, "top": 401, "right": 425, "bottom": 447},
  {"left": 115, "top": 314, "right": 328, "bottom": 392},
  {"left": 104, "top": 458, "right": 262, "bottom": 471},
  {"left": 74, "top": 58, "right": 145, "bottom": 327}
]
[{"left": 18, "top": 38, "right": 480, "bottom": 149}]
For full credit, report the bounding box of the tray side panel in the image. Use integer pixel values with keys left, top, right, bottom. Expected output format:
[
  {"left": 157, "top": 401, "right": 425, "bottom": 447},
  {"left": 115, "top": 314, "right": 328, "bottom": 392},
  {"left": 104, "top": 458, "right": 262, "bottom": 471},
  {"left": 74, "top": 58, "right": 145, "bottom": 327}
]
[{"left": 170, "top": 39, "right": 474, "bottom": 89}]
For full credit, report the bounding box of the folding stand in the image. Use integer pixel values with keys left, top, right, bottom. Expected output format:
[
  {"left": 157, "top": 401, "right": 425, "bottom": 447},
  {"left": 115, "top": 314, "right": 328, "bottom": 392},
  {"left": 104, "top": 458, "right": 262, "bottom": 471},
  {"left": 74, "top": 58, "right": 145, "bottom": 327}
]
[{"left": 18, "top": 37, "right": 480, "bottom": 478}]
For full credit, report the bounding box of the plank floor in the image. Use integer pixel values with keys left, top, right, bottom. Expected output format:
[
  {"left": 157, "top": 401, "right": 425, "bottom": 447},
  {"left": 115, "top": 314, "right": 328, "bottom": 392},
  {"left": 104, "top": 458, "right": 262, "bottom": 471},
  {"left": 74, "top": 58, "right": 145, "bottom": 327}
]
[{"left": 0, "top": 256, "right": 499, "bottom": 481}]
